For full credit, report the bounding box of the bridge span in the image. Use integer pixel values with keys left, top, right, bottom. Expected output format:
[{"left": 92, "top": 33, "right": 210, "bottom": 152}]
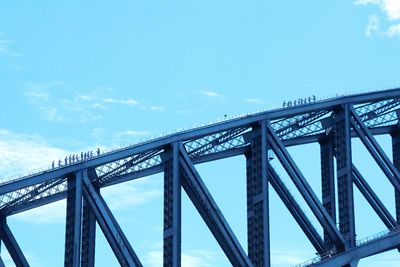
[{"left": 1, "top": 88, "right": 400, "bottom": 266}]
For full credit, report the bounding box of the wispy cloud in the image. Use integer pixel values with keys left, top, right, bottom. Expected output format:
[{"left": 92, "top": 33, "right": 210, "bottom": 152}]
[
  {"left": 13, "top": 179, "right": 162, "bottom": 224},
  {"left": 386, "top": 23, "right": 400, "bottom": 36},
  {"left": 355, "top": 0, "right": 400, "bottom": 20},
  {"left": 104, "top": 97, "right": 138, "bottom": 106},
  {"left": 116, "top": 130, "right": 151, "bottom": 137},
  {"left": 366, "top": 15, "right": 381, "bottom": 37},
  {"left": 245, "top": 98, "right": 265, "bottom": 105},
  {"left": 355, "top": 0, "right": 400, "bottom": 37},
  {"left": 23, "top": 82, "right": 143, "bottom": 123},
  {"left": 148, "top": 105, "right": 165, "bottom": 112},
  {"left": 0, "top": 129, "right": 71, "bottom": 179},
  {"left": 144, "top": 249, "right": 218, "bottom": 267},
  {"left": 13, "top": 200, "right": 66, "bottom": 224},
  {"left": 101, "top": 180, "right": 162, "bottom": 211},
  {"left": 0, "top": 33, "right": 21, "bottom": 57},
  {"left": 200, "top": 90, "right": 223, "bottom": 98}
]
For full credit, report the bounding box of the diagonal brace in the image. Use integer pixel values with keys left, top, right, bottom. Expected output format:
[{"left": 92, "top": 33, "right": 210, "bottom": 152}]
[
  {"left": 179, "top": 144, "right": 253, "bottom": 267},
  {"left": 269, "top": 166, "right": 325, "bottom": 253},
  {"left": 81, "top": 174, "right": 143, "bottom": 267},
  {"left": 352, "top": 165, "right": 398, "bottom": 229},
  {"left": 350, "top": 108, "right": 400, "bottom": 192},
  {"left": 266, "top": 123, "right": 346, "bottom": 249},
  {"left": 0, "top": 218, "right": 29, "bottom": 267}
]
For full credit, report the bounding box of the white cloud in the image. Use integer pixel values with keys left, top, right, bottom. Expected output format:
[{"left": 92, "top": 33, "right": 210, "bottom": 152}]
[
  {"left": 200, "top": 90, "right": 223, "bottom": 98},
  {"left": 12, "top": 200, "right": 66, "bottom": 224},
  {"left": 101, "top": 180, "right": 162, "bottom": 211},
  {"left": 144, "top": 249, "right": 217, "bottom": 267},
  {"left": 149, "top": 105, "right": 165, "bottom": 112},
  {"left": 366, "top": 15, "right": 381, "bottom": 37},
  {"left": 354, "top": 0, "right": 380, "bottom": 5},
  {"left": 272, "top": 249, "right": 310, "bottom": 266},
  {"left": 386, "top": 23, "right": 400, "bottom": 36},
  {"left": 104, "top": 98, "right": 138, "bottom": 106},
  {"left": 355, "top": 0, "right": 400, "bottom": 37},
  {"left": 354, "top": 0, "right": 400, "bottom": 21},
  {"left": 0, "top": 38, "right": 10, "bottom": 55},
  {"left": 0, "top": 129, "right": 71, "bottom": 179},
  {"left": 245, "top": 98, "right": 265, "bottom": 104},
  {"left": 381, "top": 0, "right": 400, "bottom": 20},
  {"left": 116, "top": 130, "right": 151, "bottom": 137}
]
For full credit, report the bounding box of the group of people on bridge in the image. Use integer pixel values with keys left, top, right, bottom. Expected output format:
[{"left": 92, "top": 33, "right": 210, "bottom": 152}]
[{"left": 52, "top": 148, "right": 101, "bottom": 169}]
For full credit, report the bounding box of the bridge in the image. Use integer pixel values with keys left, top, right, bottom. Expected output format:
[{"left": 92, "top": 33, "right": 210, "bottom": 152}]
[{"left": 1, "top": 88, "right": 400, "bottom": 267}]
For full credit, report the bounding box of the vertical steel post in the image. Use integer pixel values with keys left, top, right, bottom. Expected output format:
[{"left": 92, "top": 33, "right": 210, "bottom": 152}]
[
  {"left": 335, "top": 105, "right": 355, "bottom": 248},
  {"left": 319, "top": 136, "right": 336, "bottom": 248},
  {"left": 245, "top": 121, "right": 270, "bottom": 266},
  {"left": 64, "top": 171, "right": 84, "bottom": 267},
  {"left": 163, "top": 143, "right": 181, "bottom": 267},
  {"left": 81, "top": 196, "right": 96, "bottom": 267},
  {"left": 391, "top": 129, "right": 400, "bottom": 224}
]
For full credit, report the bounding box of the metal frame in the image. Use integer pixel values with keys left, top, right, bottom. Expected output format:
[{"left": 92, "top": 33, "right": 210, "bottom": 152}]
[{"left": 1, "top": 88, "right": 400, "bottom": 266}]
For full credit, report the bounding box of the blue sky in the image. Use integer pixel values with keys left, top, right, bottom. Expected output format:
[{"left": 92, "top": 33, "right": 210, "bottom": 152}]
[{"left": 1, "top": 0, "right": 400, "bottom": 266}]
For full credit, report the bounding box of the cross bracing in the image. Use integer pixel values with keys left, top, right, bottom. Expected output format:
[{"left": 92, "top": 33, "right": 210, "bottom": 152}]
[{"left": 0, "top": 88, "right": 400, "bottom": 266}]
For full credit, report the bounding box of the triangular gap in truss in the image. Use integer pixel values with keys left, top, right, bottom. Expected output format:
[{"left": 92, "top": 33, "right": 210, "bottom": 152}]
[
  {"left": 194, "top": 155, "right": 248, "bottom": 248},
  {"left": 270, "top": 142, "right": 324, "bottom": 236},
  {"left": 353, "top": 185, "right": 387, "bottom": 242},
  {"left": 99, "top": 173, "right": 163, "bottom": 265},
  {"left": 268, "top": 184, "right": 316, "bottom": 266},
  {"left": 0, "top": 242, "right": 13, "bottom": 266},
  {"left": 351, "top": 136, "right": 396, "bottom": 216},
  {"left": 7, "top": 199, "right": 67, "bottom": 266},
  {"left": 181, "top": 188, "right": 230, "bottom": 267},
  {"left": 94, "top": 222, "right": 120, "bottom": 267}
]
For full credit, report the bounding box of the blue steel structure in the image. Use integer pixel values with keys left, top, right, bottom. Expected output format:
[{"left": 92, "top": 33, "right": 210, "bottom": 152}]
[{"left": 1, "top": 88, "right": 400, "bottom": 266}]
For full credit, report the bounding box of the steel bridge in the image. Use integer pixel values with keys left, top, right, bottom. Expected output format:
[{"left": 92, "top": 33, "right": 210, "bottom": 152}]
[{"left": 1, "top": 88, "right": 400, "bottom": 267}]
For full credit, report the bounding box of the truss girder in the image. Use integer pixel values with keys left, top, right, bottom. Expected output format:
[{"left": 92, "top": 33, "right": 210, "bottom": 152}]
[
  {"left": 2, "top": 94, "right": 400, "bottom": 215},
  {"left": 163, "top": 143, "right": 181, "bottom": 267},
  {"left": 0, "top": 218, "right": 29, "bottom": 267},
  {"left": 245, "top": 121, "right": 270, "bottom": 267},
  {"left": 178, "top": 144, "right": 253, "bottom": 267},
  {"left": 81, "top": 174, "right": 143, "bottom": 267},
  {"left": 352, "top": 165, "right": 397, "bottom": 229},
  {"left": 335, "top": 105, "right": 356, "bottom": 248},
  {"left": 266, "top": 122, "right": 346, "bottom": 249},
  {"left": 0, "top": 89, "right": 400, "bottom": 266},
  {"left": 268, "top": 166, "right": 325, "bottom": 253}
]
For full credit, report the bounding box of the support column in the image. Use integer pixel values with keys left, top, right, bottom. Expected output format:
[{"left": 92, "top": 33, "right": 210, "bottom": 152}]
[
  {"left": 246, "top": 121, "right": 270, "bottom": 267},
  {"left": 319, "top": 136, "right": 336, "bottom": 248},
  {"left": 335, "top": 105, "right": 355, "bottom": 248},
  {"left": 163, "top": 143, "right": 181, "bottom": 267},
  {"left": 64, "top": 171, "right": 83, "bottom": 267},
  {"left": 391, "top": 129, "right": 400, "bottom": 224},
  {"left": 81, "top": 195, "right": 97, "bottom": 267}
]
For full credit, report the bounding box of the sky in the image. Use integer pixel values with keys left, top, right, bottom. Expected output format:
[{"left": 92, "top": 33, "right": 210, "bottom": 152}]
[{"left": 1, "top": 0, "right": 400, "bottom": 266}]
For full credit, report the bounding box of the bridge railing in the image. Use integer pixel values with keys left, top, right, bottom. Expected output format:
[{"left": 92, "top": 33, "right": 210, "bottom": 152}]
[{"left": 293, "top": 226, "right": 400, "bottom": 267}]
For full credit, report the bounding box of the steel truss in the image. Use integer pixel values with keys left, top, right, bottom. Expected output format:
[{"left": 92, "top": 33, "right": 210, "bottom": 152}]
[{"left": 1, "top": 89, "right": 400, "bottom": 266}]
